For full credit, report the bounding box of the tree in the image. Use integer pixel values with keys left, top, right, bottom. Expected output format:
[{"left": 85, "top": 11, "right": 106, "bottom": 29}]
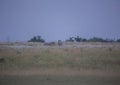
[
  {"left": 66, "top": 37, "right": 74, "bottom": 42},
  {"left": 74, "top": 36, "right": 82, "bottom": 42},
  {"left": 28, "top": 35, "right": 45, "bottom": 42}
]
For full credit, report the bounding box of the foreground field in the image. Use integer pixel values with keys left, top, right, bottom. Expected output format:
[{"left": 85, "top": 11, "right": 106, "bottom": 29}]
[
  {"left": 0, "top": 75, "right": 120, "bottom": 85},
  {"left": 0, "top": 42, "right": 120, "bottom": 85}
]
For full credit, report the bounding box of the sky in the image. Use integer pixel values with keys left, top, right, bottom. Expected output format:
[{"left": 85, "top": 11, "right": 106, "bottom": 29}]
[{"left": 0, "top": 0, "right": 120, "bottom": 42}]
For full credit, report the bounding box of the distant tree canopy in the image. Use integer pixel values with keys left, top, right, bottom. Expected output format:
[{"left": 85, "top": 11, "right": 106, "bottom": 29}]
[
  {"left": 28, "top": 36, "right": 45, "bottom": 42},
  {"left": 88, "top": 37, "right": 108, "bottom": 42},
  {"left": 66, "top": 36, "right": 119, "bottom": 42},
  {"left": 74, "top": 36, "right": 87, "bottom": 42},
  {"left": 66, "top": 37, "right": 74, "bottom": 42},
  {"left": 28, "top": 35, "right": 120, "bottom": 43}
]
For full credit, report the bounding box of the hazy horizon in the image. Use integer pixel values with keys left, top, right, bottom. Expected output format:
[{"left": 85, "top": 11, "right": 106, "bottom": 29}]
[{"left": 0, "top": 0, "right": 120, "bottom": 42}]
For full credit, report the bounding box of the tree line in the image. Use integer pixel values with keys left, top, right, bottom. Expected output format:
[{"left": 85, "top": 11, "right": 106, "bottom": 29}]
[
  {"left": 28, "top": 35, "right": 120, "bottom": 43},
  {"left": 66, "top": 36, "right": 120, "bottom": 42}
]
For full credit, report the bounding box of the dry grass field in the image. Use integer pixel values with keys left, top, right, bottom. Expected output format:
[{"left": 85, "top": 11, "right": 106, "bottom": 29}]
[{"left": 0, "top": 42, "right": 120, "bottom": 85}]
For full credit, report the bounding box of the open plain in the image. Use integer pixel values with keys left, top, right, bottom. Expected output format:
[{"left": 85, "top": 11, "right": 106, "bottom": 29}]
[{"left": 0, "top": 42, "right": 120, "bottom": 85}]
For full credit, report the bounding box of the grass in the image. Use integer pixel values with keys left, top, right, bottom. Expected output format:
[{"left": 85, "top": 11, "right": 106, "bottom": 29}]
[
  {"left": 0, "top": 75, "right": 120, "bottom": 85},
  {"left": 0, "top": 43, "right": 120, "bottom": 72},
  {"left": 0, "top": 42, "right": 120, "bottom": 85}
]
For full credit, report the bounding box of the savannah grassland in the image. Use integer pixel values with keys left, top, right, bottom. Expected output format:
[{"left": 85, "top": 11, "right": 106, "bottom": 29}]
[{"left": 0, "top": 42, "right": 120, "bottom": 85}]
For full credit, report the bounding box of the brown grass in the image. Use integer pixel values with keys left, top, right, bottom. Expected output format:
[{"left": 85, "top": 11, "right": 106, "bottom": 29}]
[{"left": 0, "top": 42, "right": 120, "bottom": 76}]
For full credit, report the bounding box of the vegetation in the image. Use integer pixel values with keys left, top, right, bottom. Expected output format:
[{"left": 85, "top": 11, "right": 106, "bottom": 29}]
[
  {"left": 66, "top": 36, "right": 119, "bottom": 42},
  {"left": 74, "top": 36, "right": 87, "bottom": 42},
  {"left": 0, "top": 42, "right": 120, "bottom": 85},
  {"left": 0, "top": 43, "right": 120, "bottom": 74},
  {"left": 1, "top": 75, "right": 120, "bottom": 85},
  {"left": 27, "top": 35, "right": 120, "bottom": 43},
  {"left": 117, "top": 39, "right": 120, "bottom": 42},
  {"left": 28, "top": 35, "right": 45, "bottom": 43},
  {"left": 66, "top": 37, "right": 74, "bottom": 42}
]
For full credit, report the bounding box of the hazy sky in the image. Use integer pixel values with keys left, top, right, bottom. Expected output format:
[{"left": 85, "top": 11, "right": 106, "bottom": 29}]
[{"left": 0, "top": 0, "right": 120, "bottom": 42}]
